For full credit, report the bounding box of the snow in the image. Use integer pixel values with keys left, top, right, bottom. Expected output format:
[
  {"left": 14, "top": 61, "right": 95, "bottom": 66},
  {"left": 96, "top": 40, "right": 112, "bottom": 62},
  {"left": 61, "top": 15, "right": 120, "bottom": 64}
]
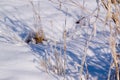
[
  {"left": 0, "top": 42, "right": 59, "bottom": 80},
  {"left": 0, "top": 0, "right": 117, "bottom": 80}
]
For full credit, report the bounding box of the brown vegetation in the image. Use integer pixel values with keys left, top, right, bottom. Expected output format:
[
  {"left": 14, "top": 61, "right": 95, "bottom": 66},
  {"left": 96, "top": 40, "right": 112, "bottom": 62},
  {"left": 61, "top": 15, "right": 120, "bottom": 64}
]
[{"left": 34, "top": 30, "right": 46, "bottom": 44}]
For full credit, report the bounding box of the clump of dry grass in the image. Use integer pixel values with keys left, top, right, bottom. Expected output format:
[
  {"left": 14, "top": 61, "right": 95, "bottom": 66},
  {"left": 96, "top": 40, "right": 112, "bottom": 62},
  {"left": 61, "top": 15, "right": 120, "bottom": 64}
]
[
  {"left": 101, "top": 0, "right": 120, "bottom": 80},
  {"left": 53, "top": 49, "right": 64, "bottom": 75},
  {"left": 25, "top": 1, "right": 46, "bottom": 44},
  {"left": 25, "top": 30, "right": 46, "bottom": 44},
  {"left": 34, "top": 30, "right": 46, "bottom": 44},
  {"left": 39, "top": 46, "right": 65, "bottom": 75}
]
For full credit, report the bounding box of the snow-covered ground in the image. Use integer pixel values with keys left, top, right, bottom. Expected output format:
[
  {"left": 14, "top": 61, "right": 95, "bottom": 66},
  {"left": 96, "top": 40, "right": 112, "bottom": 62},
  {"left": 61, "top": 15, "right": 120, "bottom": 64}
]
[
  {"left": 0, "top": 0, "right": 116, "bottom": 80},
  {"left": 0, "top": 42, "right": 59, "bottom": 80}
]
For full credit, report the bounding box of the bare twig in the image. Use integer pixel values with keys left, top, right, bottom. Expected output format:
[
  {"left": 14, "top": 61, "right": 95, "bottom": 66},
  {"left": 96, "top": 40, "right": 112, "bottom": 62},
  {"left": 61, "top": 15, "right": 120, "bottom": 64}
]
[{"left": 79, "top": 27, "right": 94, "bottom": 80}]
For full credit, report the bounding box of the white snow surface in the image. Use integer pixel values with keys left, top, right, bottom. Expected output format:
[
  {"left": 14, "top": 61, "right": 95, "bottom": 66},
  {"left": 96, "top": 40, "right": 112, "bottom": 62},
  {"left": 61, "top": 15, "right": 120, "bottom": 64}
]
[{"left": 0, "top": 42, "right": 59, "bottom": 80}]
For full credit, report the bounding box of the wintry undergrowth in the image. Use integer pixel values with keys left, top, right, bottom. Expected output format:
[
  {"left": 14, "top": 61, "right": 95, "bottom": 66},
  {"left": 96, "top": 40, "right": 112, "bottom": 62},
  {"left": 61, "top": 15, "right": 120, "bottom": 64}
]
[{"left": 0, "top": 0, "right": 120, "bottom": 80}]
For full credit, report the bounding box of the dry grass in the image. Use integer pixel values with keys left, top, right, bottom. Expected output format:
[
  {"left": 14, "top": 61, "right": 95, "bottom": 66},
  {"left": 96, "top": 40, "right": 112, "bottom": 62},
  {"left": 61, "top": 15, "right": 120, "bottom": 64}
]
[
  {"left": 28, "top": 0, "right": 120, "bottom": 79},
  {"left": 34, "top": 30, "right": 45, "bottom": 44},
  {"left": 101, "top": 0, "right": 120, "bottom": 79},
  {"left": 25, "top": 1, "right": 46, "bottom": 44}
]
